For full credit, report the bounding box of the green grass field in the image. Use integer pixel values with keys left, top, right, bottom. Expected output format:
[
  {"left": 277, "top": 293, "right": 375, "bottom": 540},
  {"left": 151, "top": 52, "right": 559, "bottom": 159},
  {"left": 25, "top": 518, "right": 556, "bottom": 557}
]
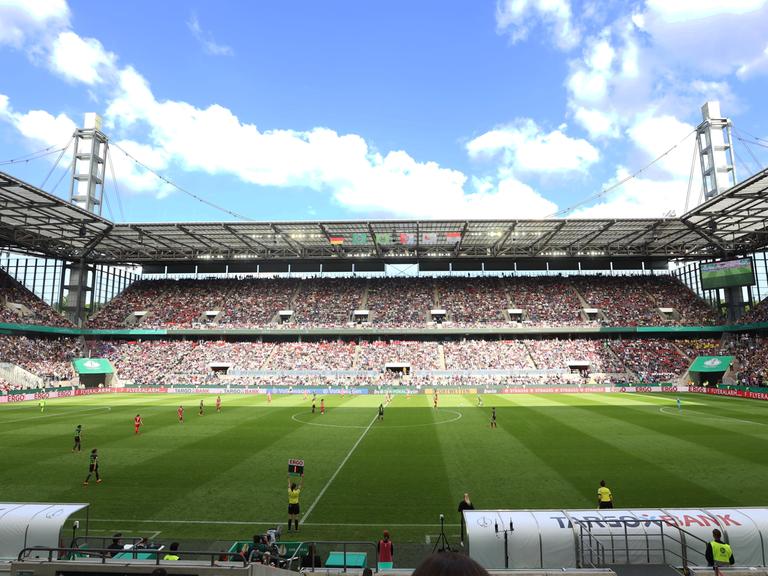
[{"left": 2, "top": 392, "right": 767, "bottom": 546}]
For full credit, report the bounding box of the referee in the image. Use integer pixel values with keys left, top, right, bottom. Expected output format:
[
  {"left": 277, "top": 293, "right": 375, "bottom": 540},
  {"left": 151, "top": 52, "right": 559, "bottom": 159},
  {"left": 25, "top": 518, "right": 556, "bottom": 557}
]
[
  {"left": 597, "top": 480, "right": 613, "bottom": 509},
  {"left": 288, "top": 473, "right": 304, "bottom": 532}
]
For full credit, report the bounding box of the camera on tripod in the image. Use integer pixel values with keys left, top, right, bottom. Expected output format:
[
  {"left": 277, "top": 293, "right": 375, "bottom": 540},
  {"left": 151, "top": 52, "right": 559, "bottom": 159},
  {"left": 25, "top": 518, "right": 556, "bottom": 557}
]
[{"left": 433, "top": 512, "right": 452, "bottom": 553}]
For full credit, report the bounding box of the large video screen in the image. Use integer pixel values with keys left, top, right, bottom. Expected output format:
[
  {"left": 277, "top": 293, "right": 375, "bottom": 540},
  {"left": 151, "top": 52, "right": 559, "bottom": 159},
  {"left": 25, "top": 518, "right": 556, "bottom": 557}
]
[{"left": 700, "top": 258, "right": 755, "bottom": 290}]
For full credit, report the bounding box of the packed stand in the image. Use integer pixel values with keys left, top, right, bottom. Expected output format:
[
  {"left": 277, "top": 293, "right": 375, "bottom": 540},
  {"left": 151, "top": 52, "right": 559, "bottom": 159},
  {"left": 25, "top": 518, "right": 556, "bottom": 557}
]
[
  {"left": 218, "top": 278, "right": 297, "bottom": 327},
  {"left": 173, "top": 340, "right": 275, "bottom": 372},
  {"left": 265, "top": 341, "right": 356, "bottom": 370},
  {"left": 0, "top": 270, "right": 71, "bottom": 327},
  {"left": 357, "top": 340, "right": 440, "bottom": 370},
  {"left": 640, "top": 275, "right": 719, "bottom": 325},
  {"left": 435, "top": 277, "right": 509, "bottom": 325},
  {"left": 88, "top": 280, "right": 166, "bottom": 328},
  {"left": 0, "top": 335, "right": 77, "bottom": 383},
  {"left": 82, "top": 274, "right": 720, "bottom": 329},
  {"left": 292, "top": 278, "right": 364, "bottom": 326},
  {"left": 525, "top": 338, "right": 625, "bottom": 373},
  {"left": 367, "top": 277, "right": 434, "bottom": 326},
  {"left": 93, "top": 339, "right": 195, "bottom": 385},
  {"left": 443, "top": 340, "right": 533, "bottom": 370},
  {"left": 674, "top": 338, "right": 727, "bottom": 360},
  {"left": 505, "top": 276, "right": 586, "bottom": 326},
  {"left": 739, "top": 297, "right": 768, "bottom": 324},
  {"left": 609, "top": 339, "right": 689, "bottom": 383},
  {"left": 140, "top": 280, "right": 228, "bottom": 328},
  {"left": 731, "top": 336, "right": 768, "bottom": 387},
  {"left": 571, "top": 276, "right": 661, "bottom": 326}
]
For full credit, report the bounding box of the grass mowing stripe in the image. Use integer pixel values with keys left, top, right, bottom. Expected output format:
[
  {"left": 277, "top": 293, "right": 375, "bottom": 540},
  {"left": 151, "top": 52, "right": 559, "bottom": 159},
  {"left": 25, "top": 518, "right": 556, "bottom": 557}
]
[
  {"left": 0, "top": 405, "right": 111, "bottom": 425},
  {"left": 301, "top": 411, "right": 379, "bottom": 523},
  {"left": 88, "top": 518, "right": 460, "bottom": 527}
]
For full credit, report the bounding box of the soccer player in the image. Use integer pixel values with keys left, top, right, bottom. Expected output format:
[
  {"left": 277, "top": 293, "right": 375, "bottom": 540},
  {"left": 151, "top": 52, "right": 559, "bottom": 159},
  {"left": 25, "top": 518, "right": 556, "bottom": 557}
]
[
  {"left": 73, "top": 424, "right": 82, "bottom": 452},
  {"left": 677, "top": 397, "right": 682, "bottom": 412},
  {"left": 39, "top": 399, "right": 46, "bottom": 413},
  {"left": 378, "top": 403, "right": 384, "bottom": 421},
  {"left": 134, "top": 414, "right": 143, "bottom": 434},
  {"left": 287, "top": 474, "right": 304, "bottom": 532},
  {"left": 477, "top": 395, "right": 483, "bottom": 407},
  {"left": 177, "top": 405, "right": 184, "bottom": 423},
  {"left": 490, "top": 407, "right": 497, "bottom": 429},
  {"left": 433, "top": 392, "right": 438, "bottom": 410},
  {"left": 267, "top": 391, "right": 272, "bottom": 404},
  {"left": 311, "top": 397, "right": 316, "bottom": 413},
  {"left": 83, "top": 448, "right": 101, "bottom": 485},
  {"left": 320, "top": 398, "right": 325, "bottom": 415},
  {"left": 216, "top": 395, "right": 222, "bottom": 413},
  {"left": 199, "top": 399, "right": 204, "bottom": 416}
]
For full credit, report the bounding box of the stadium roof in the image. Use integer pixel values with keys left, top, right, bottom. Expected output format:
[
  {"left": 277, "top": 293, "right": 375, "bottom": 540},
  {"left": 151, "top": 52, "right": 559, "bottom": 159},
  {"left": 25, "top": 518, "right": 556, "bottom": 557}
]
[
  {"left": 0, "top": 171, "right": 112, "bottom": 260},
  {"left": 2, "top": 168, "right": 768, "bottom": 264}
]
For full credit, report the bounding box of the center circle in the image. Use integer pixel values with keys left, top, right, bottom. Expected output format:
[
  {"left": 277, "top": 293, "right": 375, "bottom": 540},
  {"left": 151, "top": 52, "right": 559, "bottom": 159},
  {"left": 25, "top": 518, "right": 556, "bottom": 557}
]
[{"left": 291, "top": 409, "right": 463, "bottom": 429}]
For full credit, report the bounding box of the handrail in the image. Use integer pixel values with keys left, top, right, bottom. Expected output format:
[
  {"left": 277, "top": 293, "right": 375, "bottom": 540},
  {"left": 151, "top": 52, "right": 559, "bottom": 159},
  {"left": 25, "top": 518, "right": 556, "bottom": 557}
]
[
  {"left": 573, "top": 518, "right": 715, "bottom": 571},
  {"left": 73, "top": 536, "right": 144, "bottom": 548},
  {"left": 279, "top": 540, "right": 379, "bottom": 573},
  {"left": 16, "top": 547, "right": 248, "bottom": 567}
]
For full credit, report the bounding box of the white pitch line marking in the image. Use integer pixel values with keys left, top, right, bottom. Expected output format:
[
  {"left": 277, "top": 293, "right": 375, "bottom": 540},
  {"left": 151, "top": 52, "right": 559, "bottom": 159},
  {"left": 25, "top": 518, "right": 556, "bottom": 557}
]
[
  {"left": 291, "top": 409, "right": 462, "bottom": 429},
  {"left": 89, "top": 518, "right": 460, "bottom": 527},
  {"left": 0, "top": 405, "right": 111, "bottom": 425},
  {"left": 658, "top": 406, "right": 768, "bottom": 426},
  {"left": 302, "top": 412, "right": 379, "bottom": 523}
]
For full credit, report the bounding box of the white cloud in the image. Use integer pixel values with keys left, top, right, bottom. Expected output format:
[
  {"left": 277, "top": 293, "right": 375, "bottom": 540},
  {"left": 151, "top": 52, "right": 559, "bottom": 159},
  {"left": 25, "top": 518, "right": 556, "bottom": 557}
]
[
  {"left": 467, "top": 119, "right": 600, "bottom": 173},
  {"left": 496, "top": 0, "right": 579, "bottom": 50},
  {"left": 627, "top": 114, "right": 696, "bottom": 179},
  {"left": 737, "top": 43, "right": 768, "bottom": 78},
  {"left": 569, "top": 167, "right": 690, "bottom": 219},
  {"left": 49, "top": 31, "right": 116, "bottom": 85},
  {"left": 187, "top": 13, "right": 233, "bottom": 56},
  {"left": 99, "top": 64, "right": 563, "bottom": 217},
  {"left": 642, "top": 1, "right": 768, "bottom": 78},
  {"left": 572, "top": 107, "right": 619, "bottom": 139},
  {"left": 569, "top": 114, "right": 700, "bottom": 219},
  {"left": 0, "top": 0, "right": 69, "bottom": 47},
  {"left": 0, "top": 93, "right": 76, "bottom": 147},
  {"left": 1, "top": 5, "right": 567, "bottom": 219},
  {"left": 645, "top": 0, "right": 767, "bottom": 23}
]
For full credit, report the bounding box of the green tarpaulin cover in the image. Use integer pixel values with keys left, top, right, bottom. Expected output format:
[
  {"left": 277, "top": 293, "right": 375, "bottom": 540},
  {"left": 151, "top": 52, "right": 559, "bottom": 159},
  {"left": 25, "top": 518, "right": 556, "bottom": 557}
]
[
  {"left": 689, "top": 356, "right": 734, "bottom": 373},
  {"left": 72, "top": 358, "right": 114, "bottom": 374}
]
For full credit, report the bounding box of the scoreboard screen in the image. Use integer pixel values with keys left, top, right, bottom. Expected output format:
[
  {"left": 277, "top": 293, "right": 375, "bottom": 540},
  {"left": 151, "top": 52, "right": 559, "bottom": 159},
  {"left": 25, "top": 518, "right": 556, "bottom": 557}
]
[
  {"left": 700, "top": 258, "right": 755, "bottom": 290},
  {"left": 288, "top": 458, "right": 304, "bottom": 476}
]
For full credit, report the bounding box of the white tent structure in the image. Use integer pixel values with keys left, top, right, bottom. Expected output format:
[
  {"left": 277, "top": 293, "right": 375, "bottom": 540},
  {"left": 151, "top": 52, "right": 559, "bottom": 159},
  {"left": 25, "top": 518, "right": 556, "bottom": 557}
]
[
  {"left": 0, "top": 503, "right": 89, "bottom": 559},
  {"left": 464, "top": 508, "right": 768, "bottom": 570}
]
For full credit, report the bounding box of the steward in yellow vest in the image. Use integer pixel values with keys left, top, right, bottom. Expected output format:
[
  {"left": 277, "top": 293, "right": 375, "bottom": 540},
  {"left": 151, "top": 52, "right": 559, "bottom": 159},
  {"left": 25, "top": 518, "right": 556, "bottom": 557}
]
[{"left": 705, "top": 529, "right": 734, "bottom": 568}]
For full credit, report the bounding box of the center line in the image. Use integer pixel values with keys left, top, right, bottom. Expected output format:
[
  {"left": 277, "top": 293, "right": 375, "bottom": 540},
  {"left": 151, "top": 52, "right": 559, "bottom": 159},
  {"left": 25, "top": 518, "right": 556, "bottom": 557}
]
[{"left": 302, "top": 412, "right": 379, "bottom": 523}]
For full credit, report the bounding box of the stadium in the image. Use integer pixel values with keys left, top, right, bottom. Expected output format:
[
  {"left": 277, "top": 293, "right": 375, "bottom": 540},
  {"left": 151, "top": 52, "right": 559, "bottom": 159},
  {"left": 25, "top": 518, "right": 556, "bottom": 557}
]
[{"left": 3, "top": 4, "right": 768, "bottom": 574}]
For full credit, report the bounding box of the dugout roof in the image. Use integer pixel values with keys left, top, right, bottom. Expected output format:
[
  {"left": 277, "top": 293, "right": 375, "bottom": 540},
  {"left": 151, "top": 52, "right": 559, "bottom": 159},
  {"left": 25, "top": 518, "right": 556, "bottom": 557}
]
[
  {"left": 2, "top": 168, "right": 768, "bottom": 264},
  {"left": 0, "top": 502, "right": 89, "bottom": 559}
]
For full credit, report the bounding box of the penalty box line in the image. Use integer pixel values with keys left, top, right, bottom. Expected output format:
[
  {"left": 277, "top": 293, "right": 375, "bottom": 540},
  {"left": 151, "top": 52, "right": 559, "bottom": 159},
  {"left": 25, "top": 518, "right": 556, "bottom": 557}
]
[{"left": 301, "top": 412, "right": 380, "bottom": 524}]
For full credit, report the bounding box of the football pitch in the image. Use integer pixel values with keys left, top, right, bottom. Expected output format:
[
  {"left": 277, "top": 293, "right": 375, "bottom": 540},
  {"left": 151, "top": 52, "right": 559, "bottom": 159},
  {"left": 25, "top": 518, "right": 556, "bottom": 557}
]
[{"left": 1, "top": 392, "right": 767, "bottom": 544}]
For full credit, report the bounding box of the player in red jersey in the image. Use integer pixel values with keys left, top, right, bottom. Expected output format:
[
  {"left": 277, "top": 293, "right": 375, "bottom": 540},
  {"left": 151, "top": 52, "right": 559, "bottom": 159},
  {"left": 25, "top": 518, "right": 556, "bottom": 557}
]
[
  {"left": 177, "top": 405, "right": 184, "bottom": 423},
  {"left": 216, "top": 395, "right": 222, "bottom": 413},
  {"left": 320, "top": 398, "right": 325, "bottom": 415},
  {"left": 134, "top": 414, "right": 143, "bottom": 434}
]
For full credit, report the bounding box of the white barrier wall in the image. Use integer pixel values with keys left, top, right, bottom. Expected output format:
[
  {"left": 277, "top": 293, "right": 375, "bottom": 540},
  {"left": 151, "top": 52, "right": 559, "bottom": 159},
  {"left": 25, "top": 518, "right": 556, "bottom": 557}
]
[{"left": 464, "top": 508, "right": 768, "bottom": 570}]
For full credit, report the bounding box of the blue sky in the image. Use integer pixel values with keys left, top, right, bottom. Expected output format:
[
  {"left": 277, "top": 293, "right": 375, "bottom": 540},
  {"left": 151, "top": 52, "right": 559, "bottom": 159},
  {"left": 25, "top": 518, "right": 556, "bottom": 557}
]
[{"left": 1, "top": 0, "right": 767, "bottom": 223}]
